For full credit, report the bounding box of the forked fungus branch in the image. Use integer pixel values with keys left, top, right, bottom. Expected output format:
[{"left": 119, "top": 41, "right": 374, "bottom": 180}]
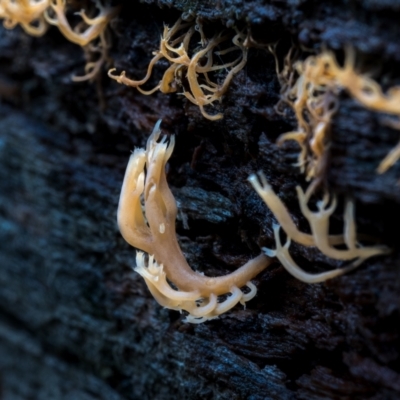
[
  {"left": 118, "top": 121, "right": 389, "bottom": 322},
  {"left": 108, "top": 18, "right": 248, "bottom": 120},
  {"left": 118, "top": 121, "right": 271, "bottom": 323},
  {"left": 0, "top": 0, "right": 50, "bottom": 36},
  {"left": 249, "top": 172, "right": 390, "bottom": 283},
  {"left": 275, "top": 47, "right": 400, "bottom": 180},
  {"left": 45, "top": 0, "right": 120, "bottom": 81},
  {"left": 0, "top": 0, "right": 120, "bottom": 81}
]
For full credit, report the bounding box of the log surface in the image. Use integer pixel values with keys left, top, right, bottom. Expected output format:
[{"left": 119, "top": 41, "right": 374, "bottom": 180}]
[{"left": 0, "top": 1, "right": 400, "bottom": 399}]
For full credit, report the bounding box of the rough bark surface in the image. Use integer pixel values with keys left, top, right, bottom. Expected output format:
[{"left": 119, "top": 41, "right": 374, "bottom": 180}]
[{"left": 0, "top": 1, "right": 400, "bottom": 399}]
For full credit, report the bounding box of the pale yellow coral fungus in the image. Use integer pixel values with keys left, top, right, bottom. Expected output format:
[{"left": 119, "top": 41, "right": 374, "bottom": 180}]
[
  {"left": 248, "top": 172, "right": 390, "bottom": 283},
  {"left": 45, "top": 0, "right": 120, "bottom": 81},
  {"left": 271, "top": 47, "right": 339, "bottom": 181},
  {"left": 118, "top": 121, "right": 271, "bottom": 323},
  {"left": 45, "top": 0, "right": 118, "bottom": 46},
  {"left": 108, "top": 18, "right": 248, "bottom": 120},
  {"left": 119, "top": 122, "right": 388, "bottom": 321},
  {"left": 0, "top": 0, "right": 50, "bottom": 36},
  {"left": 0, "top": 0, "right": 119, "bottom": 81},
  {"left": 275, "top": 47, "right": 400, "bottom": 180}
]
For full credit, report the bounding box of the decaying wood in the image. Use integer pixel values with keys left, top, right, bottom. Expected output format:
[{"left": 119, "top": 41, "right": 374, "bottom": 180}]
[{"left": 0, "top": 0, "right": 399, "bottom": 399}]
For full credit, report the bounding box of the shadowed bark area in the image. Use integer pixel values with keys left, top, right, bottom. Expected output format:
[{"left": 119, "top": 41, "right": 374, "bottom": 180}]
[{"left": 0, "top": 0, "right": 399, "bottom": 399}]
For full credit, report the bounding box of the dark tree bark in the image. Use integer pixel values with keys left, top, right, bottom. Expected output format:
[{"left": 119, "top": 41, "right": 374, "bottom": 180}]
[{"left": 1, "top": 1, "right": 400, "bottom": 399}]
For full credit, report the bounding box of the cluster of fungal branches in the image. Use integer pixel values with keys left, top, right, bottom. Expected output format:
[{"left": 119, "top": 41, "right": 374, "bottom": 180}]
[
  {"left": 45, "top": 0, "right": 119, "bottom": 81},
  {"left": 109, "top": 18, "right": 248, "bottom": 120},
  {"left": 1, "top": 4, "right": 393, "bottom": 321},
  {"left": 0, "top": 0, "right": 120, "bottom": 81},
  {"left": 118, "top": 121, "right": 271, "bottom": 323},
  {"left": 249, "top": 173, "right": 389, "bottom": 284},
  {"left": 272, "top": 46, "right": 400, "bottom": 181},
  {"left": 270, "top": 46, "right": 338, "bottom": 182},
  {"left": 118, "top": 121, "right": 389, "bottom": 323},
  {"left": 243, "top": 46, "right": 393, "bottom": 303},
  {"left": 0, "top": 0, "right": 50, "bottom": 36}
]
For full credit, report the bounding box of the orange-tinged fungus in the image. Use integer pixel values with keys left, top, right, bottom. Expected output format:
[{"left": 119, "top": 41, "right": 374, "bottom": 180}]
[
  {"left": 109, "top": 18, "right": 247, "bottom": 121},
  {"left": 0, "top": 0, "right": 50, "bottom": 36},
  {"left": 118, "top": 121, "right": 271, "bottom": 323},
  {"left": 44, "top": 0, "right": 120, "bottom": 81},
  {"left": 275, "top": 47, "right": 400, "bottom": 180},
  {"left": 249, "top": 172, "right": 390, "bottom": 283}
]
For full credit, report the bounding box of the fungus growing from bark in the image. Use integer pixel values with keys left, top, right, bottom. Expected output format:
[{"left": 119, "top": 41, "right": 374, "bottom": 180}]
[
  {"left": 275, "top": 47, "right": 400, "bottom": 180},
  {"left": 0, "top": 0, "right": 50, "bottom": 36},
  {"left": 118, "top": 121, "right": 271, "bottom": 323},
  {"left": 0, "top": 0, "right": 119, "bottom": 81},
  {"left": 109, "top": 18, "right": 248, "bottom": 120},
  {"left": 249, "top": 172, "right": 390, "bottom": 283},
  {"left": 45, "top": 0, "right": 120, "bottom": 81}
]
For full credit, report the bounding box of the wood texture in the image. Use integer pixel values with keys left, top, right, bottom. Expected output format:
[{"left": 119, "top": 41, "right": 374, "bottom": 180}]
[{"left": 0, "top": 1, "right": 400, "bottom": 398}]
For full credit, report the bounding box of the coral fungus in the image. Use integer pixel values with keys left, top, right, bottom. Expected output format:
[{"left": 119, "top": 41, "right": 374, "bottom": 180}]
[
  {"left": 0, "top": 0, "right": 119, "bottom": 81},
  {"left": 45, "top": 0, "right": 120, "bottom": 81},
  {"left": 276, "top": 47, "right": 400, "bottom": 180},
  {"left": 249, "top": 172, "right": 389, "bottom": 283},
  {"left": 118, "top": 121, "right": 271, "bottom": 323},
  {"left": 0, "top": 0, "right": 50, "bottom": 36},
  {"left": 109, "top": 18, "right": 248, "bottom": 120}
]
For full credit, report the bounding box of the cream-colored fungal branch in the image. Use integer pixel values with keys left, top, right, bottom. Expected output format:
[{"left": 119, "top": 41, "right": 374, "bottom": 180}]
[
  {"left": 118, "top": 121, "right": 271, "bottom": 323},
  {"left": 0, "top": 0, "right": 119, "bottom": 81},
  {"left": 45, "top": 0, "right": 118, "bottom": 46},
  {"left": 309, "top": 48, "right": 400, "bottom": 174},
  {"left": 45, "top": 0, "right": 120, "bottom": 81},
  {"left": 271, "top": 46, "right": 339, "bottom": 181},
  {"left": 109, "top": 18, "right": 248, "bottom": 121},
  {"left": 264, "top": 224, "right": 361, "bottom": 283},
  {"left": 249, "top": 172, "right": 389, "bottom": 283},
  {"left": 275, "top": 47, "right": 400, "bottom": 179},
  {"left": 0, "top": 0, "right": 50, "bottom": 36}
]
